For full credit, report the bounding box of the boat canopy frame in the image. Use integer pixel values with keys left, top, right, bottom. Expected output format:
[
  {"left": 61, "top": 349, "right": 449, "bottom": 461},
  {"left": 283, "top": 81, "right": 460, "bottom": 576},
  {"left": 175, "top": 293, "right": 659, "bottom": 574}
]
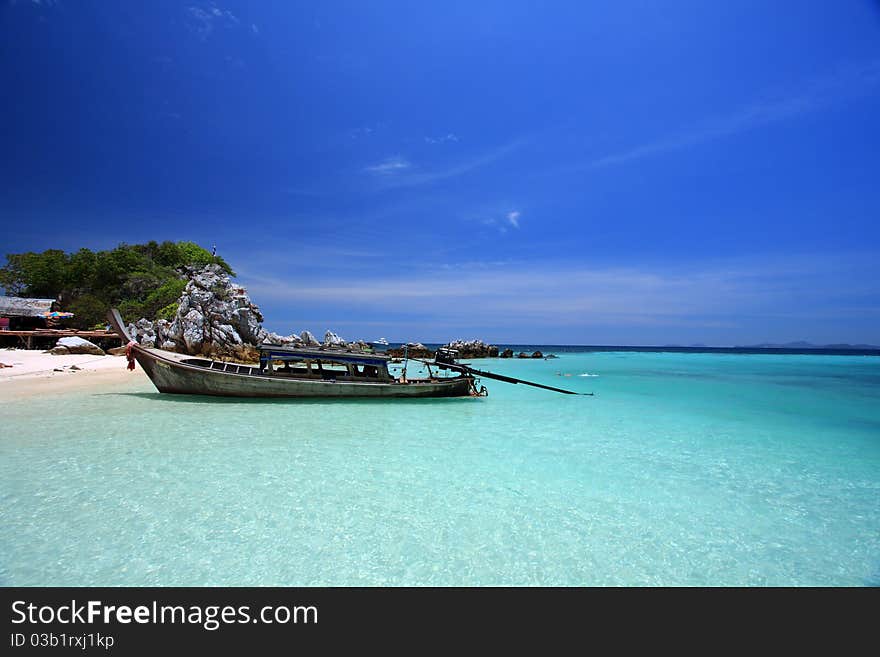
[{"left": 258, "top": 345, "right": 391, "bottom": 369}]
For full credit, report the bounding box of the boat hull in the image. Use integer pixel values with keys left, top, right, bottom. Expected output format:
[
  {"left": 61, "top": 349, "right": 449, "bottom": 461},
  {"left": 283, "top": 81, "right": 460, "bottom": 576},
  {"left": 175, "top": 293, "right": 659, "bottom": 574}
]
[{"left": 133, "top": 347, "right": 474, "bottom": 398}]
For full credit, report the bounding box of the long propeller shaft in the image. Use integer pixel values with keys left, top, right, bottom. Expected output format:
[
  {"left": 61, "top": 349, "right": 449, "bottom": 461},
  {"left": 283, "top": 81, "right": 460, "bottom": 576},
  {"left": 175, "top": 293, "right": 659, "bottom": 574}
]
[{"left": 411, "top": 358, "right": 593, "bottom": 396}]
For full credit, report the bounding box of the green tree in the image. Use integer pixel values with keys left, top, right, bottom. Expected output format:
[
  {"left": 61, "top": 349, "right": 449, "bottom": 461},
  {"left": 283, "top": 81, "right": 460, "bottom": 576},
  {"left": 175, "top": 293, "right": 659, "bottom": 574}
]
[
  {"left": 0, "top": 241, "right": 233, "bottom": 328},
  {"left": 0, "top": 250, "right": 69, "bottom": 299}
]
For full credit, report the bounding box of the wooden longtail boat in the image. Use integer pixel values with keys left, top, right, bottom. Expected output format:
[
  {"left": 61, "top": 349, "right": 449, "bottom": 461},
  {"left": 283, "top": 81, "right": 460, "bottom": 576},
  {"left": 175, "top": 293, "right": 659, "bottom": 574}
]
[{"left": 107, "top": 309, "right": 478, "bottom": 398}]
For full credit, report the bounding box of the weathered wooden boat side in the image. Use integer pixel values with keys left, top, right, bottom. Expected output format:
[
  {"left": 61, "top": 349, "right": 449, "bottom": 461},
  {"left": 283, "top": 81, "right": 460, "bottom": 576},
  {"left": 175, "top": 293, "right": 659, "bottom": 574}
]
[
  {"left": 133, "top": 347, "right": 473, "bottom": 398},
  {"left": 108, "top": 309, "right": 475, "bottom": 398}
]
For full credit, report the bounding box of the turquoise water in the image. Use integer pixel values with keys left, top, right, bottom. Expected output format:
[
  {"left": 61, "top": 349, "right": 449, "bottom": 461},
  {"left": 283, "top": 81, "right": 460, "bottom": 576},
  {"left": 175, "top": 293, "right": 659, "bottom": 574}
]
[{"left": 2, "top": 351, "right": 879, "bottom": 586}]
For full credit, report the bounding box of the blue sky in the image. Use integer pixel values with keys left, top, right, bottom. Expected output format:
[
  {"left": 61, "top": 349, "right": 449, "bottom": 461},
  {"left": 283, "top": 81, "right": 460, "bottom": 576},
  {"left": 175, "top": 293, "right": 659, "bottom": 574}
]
[{"left": 2, "top": 1, "right": 880, "bottom": 344}]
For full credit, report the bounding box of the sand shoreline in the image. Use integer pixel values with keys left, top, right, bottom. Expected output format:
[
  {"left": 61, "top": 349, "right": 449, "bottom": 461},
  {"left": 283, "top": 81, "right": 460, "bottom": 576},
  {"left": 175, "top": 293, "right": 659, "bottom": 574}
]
[{"left": 0, "top": 348, "right": 149, "bottom": 398}]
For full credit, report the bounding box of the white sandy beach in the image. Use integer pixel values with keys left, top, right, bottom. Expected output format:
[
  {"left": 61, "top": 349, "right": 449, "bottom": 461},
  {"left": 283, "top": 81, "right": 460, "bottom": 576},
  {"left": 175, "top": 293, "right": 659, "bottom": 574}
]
[{"left": 0, "top": 348, "right": 148, "bottom": 397}]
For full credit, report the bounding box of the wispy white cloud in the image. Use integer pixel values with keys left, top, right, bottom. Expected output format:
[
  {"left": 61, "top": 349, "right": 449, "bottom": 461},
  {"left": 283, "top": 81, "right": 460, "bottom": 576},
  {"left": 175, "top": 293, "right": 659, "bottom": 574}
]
[
  {"left": 349, "top": 126, "right": 375, "bottom": 139},
  {"left": 186, "top": 3, "right": 240, "bottom": 40},
  {"left": 425, "top": 133, "right": 460, "bottom": 144},
  {"left": 478, "top": 208, "right": 522, "bottom": 234},
  {"left": 241, "top": 252, "right": 880, "bottom": 338},
  {"left": 586, "top": 60, "right": 880, "bottom": 170},
  {"left": 364, "top": 156, "right": 411, "bottom": 174},
  {"left": 367, "top": 138, "right": 525, "bottom": 190}
]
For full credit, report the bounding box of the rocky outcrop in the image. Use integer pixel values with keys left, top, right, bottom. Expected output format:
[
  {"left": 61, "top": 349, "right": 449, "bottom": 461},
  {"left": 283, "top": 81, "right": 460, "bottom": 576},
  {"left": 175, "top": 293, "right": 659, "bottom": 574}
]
[
  {"left": 125, "top": 265, "right": 267, "bottom": 359},
  {"left": 442, "top": 339, "right": 499, "bottom": 359},
  {"left": 127, "top": 318, "right": 158, "bottom": 348},
  {"left": 300, "top": 330, "right": 320, "bottom": 347},
  {"left": 500, "top": 348, "right": 514, "bottom": 358},
  {"left": 169, "top": 265, "right": 267, "bottom": 356},
  {"left": 323, "top": 331, "right": 345, "bottom": 347},
  {"left": 514, "top": 350, "right": 545, "bottom": 359},
  {"left": 50, "top": 336, "right": 105, "bottom": 356},
  {"left": 386, "top": 339, "right": 500, "bottom": 360},
  {"left": 124, "top": 264, "right": 380, "bottom": 360},
  {"left": 263, "top": 331, "right": 303, "bottom": 347},
  {"left": 387, "top": 343, "right": 433, "bottom": 359}
]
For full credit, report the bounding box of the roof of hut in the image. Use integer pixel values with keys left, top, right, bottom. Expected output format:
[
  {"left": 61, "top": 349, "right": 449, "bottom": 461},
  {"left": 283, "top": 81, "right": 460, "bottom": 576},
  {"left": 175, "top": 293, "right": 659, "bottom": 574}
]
[{"left": 0, "top": 296, "right": 55, "bottom": 317}]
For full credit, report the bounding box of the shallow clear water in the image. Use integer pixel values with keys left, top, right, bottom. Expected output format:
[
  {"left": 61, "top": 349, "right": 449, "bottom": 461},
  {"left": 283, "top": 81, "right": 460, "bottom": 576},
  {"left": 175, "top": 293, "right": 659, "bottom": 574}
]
[{"left": 2, "top": 352, "right": 879, "bottom": 586}]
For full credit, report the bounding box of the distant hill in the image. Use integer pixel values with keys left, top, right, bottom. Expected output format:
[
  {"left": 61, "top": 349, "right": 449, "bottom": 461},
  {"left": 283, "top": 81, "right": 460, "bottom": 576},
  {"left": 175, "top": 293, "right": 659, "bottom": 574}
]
[{"left": 737, "top": 341, "right": 880, "bottom": 350}]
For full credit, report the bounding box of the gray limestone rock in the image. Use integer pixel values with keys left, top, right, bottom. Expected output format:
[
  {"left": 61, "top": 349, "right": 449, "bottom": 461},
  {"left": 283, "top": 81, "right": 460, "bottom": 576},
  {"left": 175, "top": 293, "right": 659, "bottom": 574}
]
[
  {"left": 443, "top": 339, "right": 499, "bottom": 358},
  {"left": 54, "top": 336, "right": 105, "bottom": 356},
  {"left": 300, "top": 330, "right": 320, "bottom": 347},
  {"left": 324, "top": 330, "right": 346, "bottom": 347},
  {"left": 121, "top": 264, "right": 345, "bottom": 359}
]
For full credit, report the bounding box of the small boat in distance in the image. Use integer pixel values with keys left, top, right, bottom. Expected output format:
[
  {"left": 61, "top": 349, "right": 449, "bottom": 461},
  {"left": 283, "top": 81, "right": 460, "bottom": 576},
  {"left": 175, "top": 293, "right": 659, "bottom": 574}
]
[{"left": 373, "top": 337, "right": 389, "bottom": 346}]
